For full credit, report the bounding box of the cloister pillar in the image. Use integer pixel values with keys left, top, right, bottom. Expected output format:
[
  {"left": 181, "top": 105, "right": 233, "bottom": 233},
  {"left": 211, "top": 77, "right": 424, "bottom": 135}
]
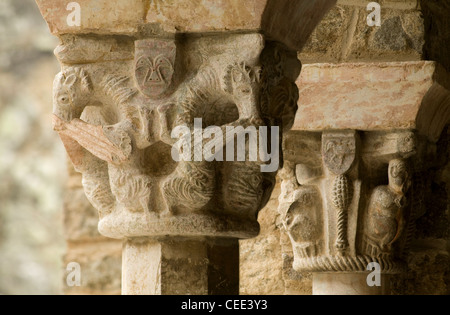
[
  {"left": 279, "top": 61, "right": 450, "bottom": 295},
  {"left": 35, "top": 0, "right": 336, "bottom": 295}
]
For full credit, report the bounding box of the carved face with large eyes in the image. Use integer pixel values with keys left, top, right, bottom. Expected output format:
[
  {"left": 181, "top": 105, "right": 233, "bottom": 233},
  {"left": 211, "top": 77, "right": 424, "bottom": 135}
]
[{"left": 134, "top": 40, "right": 176, "bottom": 98}]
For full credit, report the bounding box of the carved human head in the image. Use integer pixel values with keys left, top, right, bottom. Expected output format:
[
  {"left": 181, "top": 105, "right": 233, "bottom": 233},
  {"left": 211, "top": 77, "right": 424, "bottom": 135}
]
[{"left": 134, "top": 39, "right": 176, "bottom": 98}]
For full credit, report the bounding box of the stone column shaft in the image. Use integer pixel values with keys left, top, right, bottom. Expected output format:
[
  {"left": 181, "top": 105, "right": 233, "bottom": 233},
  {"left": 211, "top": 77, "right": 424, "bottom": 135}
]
[{"left": 122, "top": 238, "right": 239, "bottom": 295}]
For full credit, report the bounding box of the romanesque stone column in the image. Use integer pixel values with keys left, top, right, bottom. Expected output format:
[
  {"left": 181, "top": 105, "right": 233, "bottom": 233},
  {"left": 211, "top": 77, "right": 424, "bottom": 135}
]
[
  {"left": 279, "top": 62, "right": 450, "bottom": 295},
  {"left": 35, "top": 0, "right": 336, "bottom": 295}
]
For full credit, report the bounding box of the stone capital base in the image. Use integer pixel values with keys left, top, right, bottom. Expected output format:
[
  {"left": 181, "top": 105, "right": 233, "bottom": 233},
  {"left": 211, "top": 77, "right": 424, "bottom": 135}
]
[
  {"left": 99, "top": 212, "right": 260, "bottom": 240},
  {"left": 313, "top": 273, "right": 391, "bottom": 295}
]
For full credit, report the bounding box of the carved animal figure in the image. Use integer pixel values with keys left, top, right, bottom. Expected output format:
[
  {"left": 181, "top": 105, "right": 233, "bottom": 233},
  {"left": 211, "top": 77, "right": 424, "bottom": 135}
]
[
  {"left": 284, "top": 186, "right": 322, "bottom": 258},
  {"left": 221, "top": 62, "right": 268, "bottom": 216},
  {"left": 364, "top": 159, "right": 411, "bottom": 256},
  {"left": 159, "top": 70, "right": 216, "bottom": 213},
  {"left": 53, "top": 67, "right": 153, "bottom": 215},
  {"left": 223, "top": 62, "right": 261, "bottom": 121},
  {"left": 53, "top": 67, "right": 93, "bottom": 122},
  {"left": 161, "top": 61, "right": 264, "bottom": 214},
  {"left": 53, "top": 67, "right": 117, "bottom": 216}
]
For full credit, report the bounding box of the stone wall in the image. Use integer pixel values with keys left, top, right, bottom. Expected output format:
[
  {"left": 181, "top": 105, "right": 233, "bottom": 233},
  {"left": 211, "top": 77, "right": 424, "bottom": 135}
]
[{"left": 299, "top": 0, "right": 424, "bottom": 63}]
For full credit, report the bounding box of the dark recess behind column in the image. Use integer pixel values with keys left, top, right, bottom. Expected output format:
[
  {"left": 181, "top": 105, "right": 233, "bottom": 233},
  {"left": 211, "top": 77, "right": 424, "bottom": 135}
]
[{"left": 421, "top": 0, "right": 450, "bottom": 72}]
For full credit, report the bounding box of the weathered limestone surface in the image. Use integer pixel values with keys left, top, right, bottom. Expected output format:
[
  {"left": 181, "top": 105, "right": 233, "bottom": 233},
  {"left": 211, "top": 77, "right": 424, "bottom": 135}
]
[
  {"left": 293, "top": 62, "right": 450, "bottom": 141},
  {"left": 240, "top": 181, "right": 285, "bottom": 295},
  {"left": 300, "top": 0, "right": 424, "bottom": 63}
]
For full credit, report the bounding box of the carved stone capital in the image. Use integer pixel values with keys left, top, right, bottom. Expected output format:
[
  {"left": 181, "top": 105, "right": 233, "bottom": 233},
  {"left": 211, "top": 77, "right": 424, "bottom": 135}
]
[
  {"left": 50, "top": 33, "right": 304, "bottom": 241},
  {"left": 280, "top": 130, "right": 430, "bottom": 274},
  {"left": 280, "top": 61, "right": 450, "bottom": 280}
]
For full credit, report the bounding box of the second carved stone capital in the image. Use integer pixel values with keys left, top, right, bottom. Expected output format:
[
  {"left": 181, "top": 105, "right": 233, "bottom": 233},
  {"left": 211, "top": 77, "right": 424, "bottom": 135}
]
[{"left": 280, "top": 130, "right": 429, "bottom": 274}]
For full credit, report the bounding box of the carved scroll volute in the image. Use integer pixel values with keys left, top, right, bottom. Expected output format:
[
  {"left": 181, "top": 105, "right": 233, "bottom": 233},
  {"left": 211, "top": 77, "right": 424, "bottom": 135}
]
[{"left": 322, "top": 131, "right": 357, "bottom": 255}]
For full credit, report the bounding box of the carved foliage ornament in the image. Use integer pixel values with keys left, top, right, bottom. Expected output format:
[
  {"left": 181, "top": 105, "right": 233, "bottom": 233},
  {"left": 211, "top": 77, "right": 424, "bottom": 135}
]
[{"left": 322, "top": 132, "right": 357, "bottom": 255}]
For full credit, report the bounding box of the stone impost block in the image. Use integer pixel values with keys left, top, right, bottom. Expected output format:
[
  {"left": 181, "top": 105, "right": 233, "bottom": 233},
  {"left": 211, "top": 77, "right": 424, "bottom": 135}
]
[
  {"left": 293, "top": 61, "right": 450, "bottom": 142},
  {"left": 36, "top": 0, "right": 336, "bottom": 51}
]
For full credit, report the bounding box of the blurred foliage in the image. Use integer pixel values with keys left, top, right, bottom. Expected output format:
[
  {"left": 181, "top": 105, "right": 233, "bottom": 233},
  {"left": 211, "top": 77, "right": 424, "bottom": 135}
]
[{"left": 0, "top": 0, "right": 66, "bottom": 295}]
